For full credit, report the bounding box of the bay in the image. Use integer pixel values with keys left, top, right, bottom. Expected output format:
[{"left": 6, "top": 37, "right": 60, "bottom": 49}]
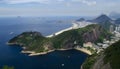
[{"left": 0, "top": 17, "right": 88, "bottom": 69}]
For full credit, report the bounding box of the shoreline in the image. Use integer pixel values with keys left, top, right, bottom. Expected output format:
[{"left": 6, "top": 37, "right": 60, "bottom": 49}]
[
  {"left": 6, "top": 42, "right": 23, "bottom": 46},
  {"left": 21, "top": 48, "right": 92, "bottom": 56},
  {"left": 20, "top": 49, "right": 71, "bottom": 56},
  {"left": 29, "top": 50, "right": 55, "bottom": 56},
  {"left": 6, "top": 42, "right": 17, "bottom": 45},
  {"left": 7, "top": 42, "right": 92, "bottom": 56},
  {"left": 75, "top": 47, "right": 92, "bottom": 55}
]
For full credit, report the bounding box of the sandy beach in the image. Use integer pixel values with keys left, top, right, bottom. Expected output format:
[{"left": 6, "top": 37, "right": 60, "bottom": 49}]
[{"left": 75, "top": 48, "right": 92, "bottom": 55}]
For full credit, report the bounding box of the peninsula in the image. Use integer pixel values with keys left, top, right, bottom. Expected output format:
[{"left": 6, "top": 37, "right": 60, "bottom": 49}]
[{"left": 7, "top": 24, "right": 112, "bottom": 56}]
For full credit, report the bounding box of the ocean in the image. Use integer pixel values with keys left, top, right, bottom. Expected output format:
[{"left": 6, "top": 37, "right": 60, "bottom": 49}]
[{"left": 0, "top": 17, "right": 88, "bottom": 69}]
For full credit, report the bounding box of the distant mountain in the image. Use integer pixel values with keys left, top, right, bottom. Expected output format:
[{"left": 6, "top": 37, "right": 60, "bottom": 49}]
[
  {"left": 76, "top": 18, "right": 85, "bottom": 22},
  {"left": 115, "top": 18, "right": 120, "bottom": 24},
  {"left": 93, "top": 14, "right": 112, "bottom": 23},
  {"left": 91, "top": 14, "right": 114, "bottom": 31}
]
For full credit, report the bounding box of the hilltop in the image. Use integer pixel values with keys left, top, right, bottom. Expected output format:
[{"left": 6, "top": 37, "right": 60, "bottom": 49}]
[
  {"left": 93, "top": 14, "right": 112, "bottom": 23},
  {"left": 85, "top": 14, "right": 115, "bottom": 30}
]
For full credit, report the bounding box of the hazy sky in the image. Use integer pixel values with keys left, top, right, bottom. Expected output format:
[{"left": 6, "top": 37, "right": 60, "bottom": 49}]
[{"left": 0, "top": 0, "right": 120, "bottom": 17}]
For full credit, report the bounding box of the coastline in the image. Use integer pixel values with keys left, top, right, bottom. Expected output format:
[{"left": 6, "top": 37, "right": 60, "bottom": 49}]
[
  {"left": 75, "top": 48, "right": 92, "bottom": 55},
  {"left": 6, "top": 42, "right": 17, "bottom": 45},
  {"left": 7, "top": 42, "right": 92, "bottom": 69},
  {"left": 20, "top": 49, "right": 72, "bottom": 56},
  {"left": 21, "top": 50, "right": 55, "bottom": 56},
  {"left": 7, "top": 42, "right": 92, "bottom": 56},
  {"left": 20, "top": 48, "right": 92, "bottom": 56},
  {"left": 6, "top": 42, "right": 23, "bottom": 46}
]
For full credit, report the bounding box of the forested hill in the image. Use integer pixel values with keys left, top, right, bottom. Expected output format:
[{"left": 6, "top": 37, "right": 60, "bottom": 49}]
[{"left": 8, "top": 24, "right": 112, "bottom": 53}]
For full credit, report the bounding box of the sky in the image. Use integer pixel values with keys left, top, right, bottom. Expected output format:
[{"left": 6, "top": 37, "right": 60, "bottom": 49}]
[{"left": 0, "top": 0, "right": 120, "bottom": 17}]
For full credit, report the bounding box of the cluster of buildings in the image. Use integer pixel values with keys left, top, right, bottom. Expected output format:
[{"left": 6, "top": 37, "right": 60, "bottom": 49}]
[
  {"left": 114, "top": 25, "right": 120, "bottom": 37},
  {"left": 115, "top": 25, "right": 120, "bottom": 33},
  {"left": 109, "top": 24, "right": 120, "bottom": 37},
  {"left": 83, "top": 35, "right": 120, "bottom": 54}
]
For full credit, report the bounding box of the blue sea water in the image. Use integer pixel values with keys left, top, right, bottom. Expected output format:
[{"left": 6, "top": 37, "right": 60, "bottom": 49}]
[{"left": 0, "top": 17, "right": 88, "bottom": 69}]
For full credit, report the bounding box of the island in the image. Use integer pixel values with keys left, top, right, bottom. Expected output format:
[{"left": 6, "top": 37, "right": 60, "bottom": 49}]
[{"left": 7, "top": 24, "right": 112, "bottom": 56}]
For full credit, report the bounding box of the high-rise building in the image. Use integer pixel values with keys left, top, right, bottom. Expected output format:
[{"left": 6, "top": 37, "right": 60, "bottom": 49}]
[
  {"left": 115, "top": 25, "right": 120, "bottom": 33},
  {"left": 110, "top": 25, "right": 114, "bottom": 33}
]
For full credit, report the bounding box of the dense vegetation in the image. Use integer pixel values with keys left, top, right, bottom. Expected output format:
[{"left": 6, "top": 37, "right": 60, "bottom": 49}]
[
  {"left": 104, "top": 40, "right": 120, "bottom": 69},
  {"left": 51, "top": 29, "right": 83, "bottom": 49},
  {"left": 82, "top": 54, "right": 98, "bottom": 69},
  {"left": 8, "top": 24, "right": 112, "bottom": 53},
  {"left": 9, "top": 31, "right": 52, "bottom": 52},
  {"left": 52, "top": 24, "right": 111, "bottom": 48}
]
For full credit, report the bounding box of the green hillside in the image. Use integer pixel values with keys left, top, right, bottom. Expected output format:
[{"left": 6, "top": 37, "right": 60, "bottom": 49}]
[
  {"left": 104, "top": 40, "right": 120, "bottom": 69},
  {"left": 8, "top": 24, "right": 112, "bottom": 53}
]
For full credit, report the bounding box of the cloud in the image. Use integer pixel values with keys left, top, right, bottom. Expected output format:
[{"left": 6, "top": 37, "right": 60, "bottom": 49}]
[
  {"left": 1, "top": 0, "right": 65, "bottom": 4},
  {"left": 72, "top": 0, "right": 96, "bottom": 6},
  {"left": 3, "top": 0, "right": 49, "bottom": 4},
  {"left": 0, "top": 0, "right": 96, "bottom": 7},
  {"left": 0, "top": 0, "right": 96, "bottom": 6},
  {"left": 82, "top": 0, "right": 96, "bottom": 6}
]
